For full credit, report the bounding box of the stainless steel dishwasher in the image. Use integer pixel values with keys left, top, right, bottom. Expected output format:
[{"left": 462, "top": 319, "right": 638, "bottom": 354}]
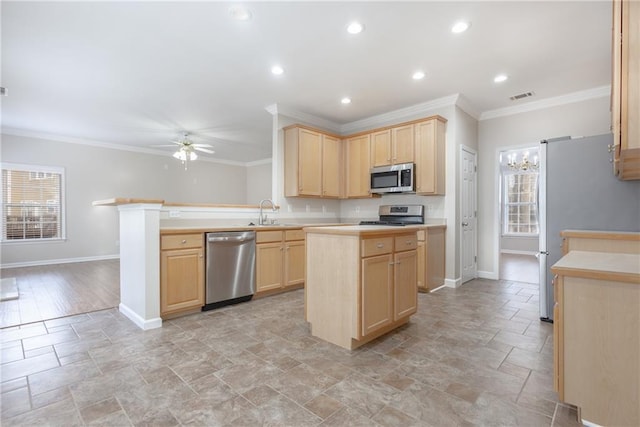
[{"left": 204, "top": 231, "right": 256, "bottom": 310}]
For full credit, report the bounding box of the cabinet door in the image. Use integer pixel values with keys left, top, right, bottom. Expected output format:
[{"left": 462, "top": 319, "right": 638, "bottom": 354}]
[
  {"left": 284, "top": 240, "right": 305, "bottom": 287},
  {"left": 416, "top": 241, "right": 427, "bottom": 292},
  {"left": 392, "top": 124, "right": 414, "bottom": 164},
  {"left": 371, "top": 130, "right": 392, "bottom": 167},
  {"left": 361, "top": 254, "right": 393, "bottom": 337},
  {"left": 415, "top": 119, "right": 446, "bottom": 195},
  {"left": 394, "top": 250, "right": 418, "bottom": 320},
  {"left": 298, "top": 129, "right": 323, "bottom": 196},
  {"left": 346, "top": 134, "right": 372, "bottom": 198},
  {"left": 160, "top": 248, "right": 204, "bottom": 316},
  {"left": 256, "top": 242, "right": 283, "bottom": 292},
  {"left": 322, "top": 135, "right": 341, "bottom": 198}
]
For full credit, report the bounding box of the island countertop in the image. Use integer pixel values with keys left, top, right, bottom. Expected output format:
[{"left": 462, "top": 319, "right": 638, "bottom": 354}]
[{"left": 304, "top": 224, "right": 446, "bottom": 236}]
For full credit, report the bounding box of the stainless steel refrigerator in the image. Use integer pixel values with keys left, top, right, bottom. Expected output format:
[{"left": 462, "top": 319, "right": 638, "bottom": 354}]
[{"left": 538, "top": 133, "right": 640, "bottom": 321}]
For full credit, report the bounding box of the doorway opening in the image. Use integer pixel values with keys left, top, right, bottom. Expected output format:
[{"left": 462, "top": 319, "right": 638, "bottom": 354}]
[{"left": 498, "top": 146, "right": 540, "bottom": 284}]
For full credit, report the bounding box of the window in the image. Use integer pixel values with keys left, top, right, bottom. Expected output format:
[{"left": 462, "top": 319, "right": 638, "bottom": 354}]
[
  {"left": 1, "top": 163, "right": 65, "bottom": 241},
  {"left": 503, "top": 172, "right": 539, "bottom": 235}
]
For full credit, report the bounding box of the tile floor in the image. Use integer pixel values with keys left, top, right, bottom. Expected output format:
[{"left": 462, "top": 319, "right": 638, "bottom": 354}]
[{"left": 1, "top": 279, "right": 582, "bottom": 426}]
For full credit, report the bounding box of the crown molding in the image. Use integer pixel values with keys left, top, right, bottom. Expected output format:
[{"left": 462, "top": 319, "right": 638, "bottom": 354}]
[
  {"left": 454, "top": 94, "right": 481, "bottom": 120},
  {"left": 339, "top": 94, "right": 460, "bottom": 135},
  {"left": 479, "top": 85, "right": 611, "bottom": 121},
  {"left": 266, "top": 103, "right": 342, "bottom": 133},
  {"left": 1, "top": 128, "right": 248, "bottom": 167}
]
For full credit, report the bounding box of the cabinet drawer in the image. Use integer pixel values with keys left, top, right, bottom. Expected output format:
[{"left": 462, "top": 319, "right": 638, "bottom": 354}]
[
  {"left": 256, "top": 230, "right": 284, "bottom": 243},
  {"left": 285, "top": 229, "right": 305, "bottom": 241},
  {"left": 161, "top": 233, "right": 203, "bottom": 250},
  {"left": 362, "top": 237, "right": 393, "bottom": 257},
  {"left": 395, "top": 235, "right": 418, "bottom": 252}
]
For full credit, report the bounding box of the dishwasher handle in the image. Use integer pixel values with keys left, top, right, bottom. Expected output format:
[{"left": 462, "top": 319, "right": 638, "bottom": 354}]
[{"left": 207, "top": 232, "right": 255, "bottom": 243}]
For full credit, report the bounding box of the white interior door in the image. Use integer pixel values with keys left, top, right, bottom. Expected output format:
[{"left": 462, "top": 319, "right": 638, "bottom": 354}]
[{"left": 461, "top": 146, "right": 477, "bottom": 283}]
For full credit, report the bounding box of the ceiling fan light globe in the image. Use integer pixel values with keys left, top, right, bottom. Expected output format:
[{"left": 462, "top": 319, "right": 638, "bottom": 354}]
[{"left": 189, "top": 152, "right": 198, "bottom": 161}]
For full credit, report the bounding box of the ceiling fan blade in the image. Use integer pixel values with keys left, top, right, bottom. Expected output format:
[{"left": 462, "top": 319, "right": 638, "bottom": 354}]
[
  {"left": 194, "top": 147, "right": 215, "bottom": 154},
  {"left": 192, "top": 143, "right": 213, "bottom": 148}
]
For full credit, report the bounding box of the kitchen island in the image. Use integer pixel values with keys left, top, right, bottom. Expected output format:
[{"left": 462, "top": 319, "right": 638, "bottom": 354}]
[{"left": 304, "top": 225, "right": 425, "bottom": 350}]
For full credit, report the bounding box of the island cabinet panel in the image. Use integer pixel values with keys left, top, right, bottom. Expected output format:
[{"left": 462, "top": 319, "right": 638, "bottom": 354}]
[
  {"left": 361, "top": 254, "right": 393, "bottom": 336},
  {"left": 305, "top": 227, "right": 419, "bottom": 350},
  {"left": 551, "top": 233, "right": 640, "bottom": 427},
  {"left": 394, "top": 249, "right": 418, "bottom": 320},
  {"left": 160, "top": 233, "right": 204, "bottom": 318}
]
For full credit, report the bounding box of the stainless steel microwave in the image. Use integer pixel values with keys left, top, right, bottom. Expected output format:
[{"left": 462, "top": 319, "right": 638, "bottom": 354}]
[{"left": 370, "top": 163, "right": 414, "bottom": 194}]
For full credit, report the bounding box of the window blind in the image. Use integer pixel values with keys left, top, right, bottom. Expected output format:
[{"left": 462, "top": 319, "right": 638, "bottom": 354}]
[{"left": 1, "top": 164, "right": 64, "bottom": 241}]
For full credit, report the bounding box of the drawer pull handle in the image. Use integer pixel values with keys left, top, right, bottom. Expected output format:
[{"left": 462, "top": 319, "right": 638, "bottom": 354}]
[
  {"left": 181, "top": 239, "right": 187, "bottom": 244},
  {"left": 376, "top": 243, "right": 384, "bottom": 248},
  {"left": 406, "top": 241, "right": 412, "bottom": 245}
]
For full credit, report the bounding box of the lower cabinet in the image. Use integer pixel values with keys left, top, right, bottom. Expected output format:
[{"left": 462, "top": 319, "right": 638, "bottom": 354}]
[
  {"left": 256, "top": 229, "right": 305, "bottom": 296},
  {"left": 416, "top": 226, "right": 446, "bottom": 292},
  {"left": 160, "top": 233, "right": 205, "bottom": 318}
]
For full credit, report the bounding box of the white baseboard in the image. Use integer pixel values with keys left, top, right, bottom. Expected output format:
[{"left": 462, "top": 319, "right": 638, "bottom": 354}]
[
  {"left": 119, "top": 303, "right": 162, "bottom": 330},
  {"left": 0, "top": 254, "right": 119, "bottom": 269},
  {"left": 500, "top": 249, "right": 539, "bottom": 256},
  {"left": 478, "top": 270, "right": 499, "bottom": 280},
  {"left": 429, "top": 284, "right": 447, "bottom": 292},
  {"left": 444, "top": 278, "right": 462, "bottom": 288}
]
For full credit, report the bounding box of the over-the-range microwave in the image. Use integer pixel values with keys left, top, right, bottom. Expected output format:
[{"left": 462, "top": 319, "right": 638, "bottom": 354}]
[{"left": 370, "top": 162, "right": 414, "bottom": 194}]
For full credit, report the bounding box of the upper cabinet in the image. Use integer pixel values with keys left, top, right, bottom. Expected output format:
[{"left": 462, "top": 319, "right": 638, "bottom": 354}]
[
  {"left": 415, "top": 118, "right": 447, "bottom": 195},
  {"left": 371, "top": 125, "right": 414, "bottom": 167},
  {"left": 345, "top": 134, "right": 374, "bottom": 198},
  {"left": 612, "top": 0, "right": 640, "bottom": 180},
  {"left": 283, "top": 115, "right": 446, "bottom": 199},
  {"left": 284, "top": 126, "right": 342, "bottom": 198}
]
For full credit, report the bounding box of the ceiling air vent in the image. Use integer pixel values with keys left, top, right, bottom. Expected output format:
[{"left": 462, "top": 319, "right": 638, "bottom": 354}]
[{"left": 510, "top": 91, "right": 534, "bottom": 101}]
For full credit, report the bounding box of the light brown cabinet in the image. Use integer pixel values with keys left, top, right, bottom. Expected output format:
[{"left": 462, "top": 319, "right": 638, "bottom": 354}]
[
  {"left": 416, "top": 226, "right": 446, "bottom": 292},
  {"left": 552, "top": 230, "right": 640, "bottom": 426},
  {"left": 256, "top": 229, "right": 305, "bottom": 296},
  {"left": 284, "top": 125, "right": 342, "bottom": 198},
  {"left": 160, "top": 233, "right": 204, "bottom": 318},
  {"left": 612, "top": 0, "right": 640, "bottom": 180},
  {"left": 371, "top": 125, "right": 414, "bottom": 167},
  {"left": 305, "top": 227, "right": 418, "bottom": 350},
  {"left": 415, "top": 118, "right": 446, "bottom": 195},
  {"left": 345, "top": 134, "right": 373, "bottom": 198}
]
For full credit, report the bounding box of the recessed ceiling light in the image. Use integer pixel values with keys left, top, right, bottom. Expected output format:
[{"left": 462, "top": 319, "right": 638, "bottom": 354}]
[
  {"left": 494, "top": 74, "right": 508, "bottom": 83},
  {"left": 341, "top": 97, "right": 352, "bottom": 105},
  {"left": 229, "top": 5, "right": 252, "bottom": 21},
  {"left": 271, "top": 65, "right": 284, "bottom": 75},
  {"left": 451, "top": 21, "right": 471, "bottom": 34},
  {"left": 412, "top": 71, "right": 426, "bottom": 80},
  {"left": 347, "top": 22, "right": 364, "bottom": 34}
]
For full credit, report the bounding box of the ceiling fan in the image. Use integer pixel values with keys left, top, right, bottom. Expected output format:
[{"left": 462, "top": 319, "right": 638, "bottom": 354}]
[{"left": 155, "top": 133, "right": 215, "bottom": 169}]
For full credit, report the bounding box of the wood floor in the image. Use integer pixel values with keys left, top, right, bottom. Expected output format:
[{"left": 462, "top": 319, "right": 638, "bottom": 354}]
[
  {"left": 0, "top": 260, "right": 120, "bottom": 329},
  {"left": 500, "top": 253, "right": 539, "bottom": 284}
]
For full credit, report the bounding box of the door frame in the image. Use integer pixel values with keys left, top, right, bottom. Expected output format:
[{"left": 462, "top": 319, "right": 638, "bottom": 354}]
[{"left": 459, "top": 145, "right": 478, "bottom": 283}]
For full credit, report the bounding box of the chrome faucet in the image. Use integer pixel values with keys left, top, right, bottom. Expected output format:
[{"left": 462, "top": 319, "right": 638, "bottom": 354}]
[{"left": 258, "top": 199, "right": 278, "bottom": 225}]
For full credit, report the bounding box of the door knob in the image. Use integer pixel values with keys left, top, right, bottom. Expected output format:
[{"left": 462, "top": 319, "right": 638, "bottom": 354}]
[{"left": 462, "top": 222, "right": 469, "bottom": 227}]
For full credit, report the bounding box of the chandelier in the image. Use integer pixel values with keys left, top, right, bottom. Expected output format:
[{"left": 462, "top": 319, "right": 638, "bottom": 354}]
[
  {"left": 507, "top": 151, "right": 538, "bottom": 171},
  {"left": 173, "top": 146, "right": 197, "bottom": 170}
]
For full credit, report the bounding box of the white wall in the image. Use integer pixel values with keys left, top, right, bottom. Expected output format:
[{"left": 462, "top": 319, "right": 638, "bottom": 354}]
[
  {"left": 0, "top": 134, "right": 248, "bottom": 266},
  {"left": 477, "top": 96, "right": 611, "bottom": 279},
  {"left": 246, "top": 161, "right": 272, "bottom": 204}
]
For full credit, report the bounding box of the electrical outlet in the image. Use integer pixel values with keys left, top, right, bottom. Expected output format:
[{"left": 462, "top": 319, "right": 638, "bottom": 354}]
[
  {"left": 355, "top": 206, "right": 360, "bottom": 213},
  {"left": 169, "top": 210, "right": 180, "bottom": 218}
]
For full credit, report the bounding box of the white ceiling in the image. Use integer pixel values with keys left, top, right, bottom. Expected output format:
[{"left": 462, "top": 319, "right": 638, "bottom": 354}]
[{"left": 1, "top": 1, "right": 612, "bottom": 164}]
